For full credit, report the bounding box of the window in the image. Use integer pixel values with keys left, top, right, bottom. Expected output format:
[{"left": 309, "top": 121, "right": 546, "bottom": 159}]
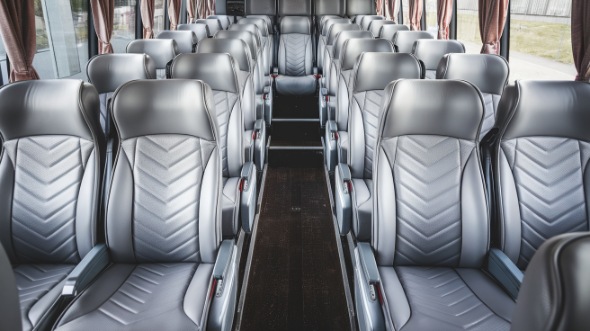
[
  {"left": 113, "top": 0, "right": 137, "bottom": 53},
  {"left": 425, "top": 0, "right": 437, "bottom": 37},
  {"left": 456, "top": 0, "right": 480, "bottom": 53},
  {"left": 0, "top": 32, "right": 7, "bottom": 85},
  {"left": 508, "top": 0, "right": 575, "bottom": 81},
  {"left": 153, "top": 0, "right": 166, "bottom": 36},
  {"left": 33, "top": 0, "right": 89, "bottom": 79}
]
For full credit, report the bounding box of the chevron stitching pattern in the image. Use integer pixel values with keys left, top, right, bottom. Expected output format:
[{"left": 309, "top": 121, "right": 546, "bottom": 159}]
[
  {"left": 502, "top": 137, "right": 590, "bottom": 268},
  {"left": 9, "top": 136, "right": 93, "bottom": 263},
  {"left": 283, "top": 34, "right": 310, "bottom": 76},
  {"left": 123, "top": 135, "right": 215, "bottom": 263},
  {"left": 213, "top": 91, "right": 238, "bottom": 178},
  {"left": 396, "top": 267, "right": 511, "bottom": 330},
  {"left": 480, "top": 93, "right": 497, "bottom": 139},
  {"left": 96, "top": 264, "right": 197, "bottom": 326},
  {"left": 392, "top": 136, "right": 474, "bottom": 266},
  {"left": 356, "top": 90, "right": 384, "bottom": 178},
  {"left": 15, "top": 264, "right": 74, "bottom": 328}
]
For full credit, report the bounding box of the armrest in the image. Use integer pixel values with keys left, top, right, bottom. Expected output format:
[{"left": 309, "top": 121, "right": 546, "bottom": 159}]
[
  {"left": 335, "top": 163, "right": 352, "bottom": 235},
  {"left": 358, "top": 242, "right": 380, "bottom": 286},
  {"left": 487, "top": 248, "right": 523, "bottom": 300},
  {"left": 213, "top": 240, "right": 235, "bottom": 281},
  {"left": 240, "top": 162, "right": 258, "bottom": 233},
  {"left": 62, "top": 244, "right": 109, "bottom": 296},
  {"left": 354, "top": 243, "right": 386, "bottom": 331},
  {"left": 253, "top": 120, "right": 266, "bottom": 172},
  {"left": 208, "top": 240, "right": 238, "bottom": 331},
  {"left": 327, "top": 120, "right": 338, "bottom": 137},
  {"left": 320, "top": 87, "right": 328, "bottom": 97}
]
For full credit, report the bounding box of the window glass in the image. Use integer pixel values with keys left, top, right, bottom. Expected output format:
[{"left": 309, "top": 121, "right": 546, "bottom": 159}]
[
  {"left": 425, "top": 0, "right": 437, "bottom": 37},
  {"left": 33, "top": 0, "right": 89, "bottom": 79},
  {"left": 509, "top": 0, "right": 575, "bottom": 81},
  {"left": 0, "top": 31, "right": 7, "bottom": 85},
  {"left": 113, "top": 0, "right": 137, "bottom": 53},
  {"left": 154, "top": 0, "right": 166, "bottom": 36},
  {"left": 456, "top": 0, "right": 480, "bottom": 53}
]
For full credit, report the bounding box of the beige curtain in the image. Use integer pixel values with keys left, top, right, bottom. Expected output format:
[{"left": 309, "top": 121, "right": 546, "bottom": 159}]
[
  {"left": 376, "top": 0, "right": 384, "bottom": 16},
  {"left": 198, "top": 0, "right": 207, "bottom": 19},
  {"left": 206, "top": 0, "right": 215, "bottom": 17},
  {"left": 168, "top": 0, "right": 181, "bottom": 30},
  {"left": 572, "top": 0, "right": 590, "bottom": 81},
  {"left": 0, "top": 0, "right": 39, "bottom": 82},
  {"left": 90, "top": 0, "right": 114, "bottom": 54},
  {"left": 479, "top": 0, "right": 509, "bottom": 54},
  {"left": 437, "top": 0, "right": 453, "bottom": 39},
  {"left": 409, "top": 0, "right": 423, "bottom": 31},
  {"left": 385, "top": 0, "right": 397, "bottom": 22},
  {"left": 141, "top": 0, "right": 155, "bottom": 38},
  {"left": 187, "top": 0, "right": 197, "bottom": 22}
]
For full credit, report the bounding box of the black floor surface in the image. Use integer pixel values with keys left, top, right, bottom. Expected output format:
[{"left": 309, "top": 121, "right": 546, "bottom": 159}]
[{"left": 238, "top": 164, "right": 351, "bottom": 331}]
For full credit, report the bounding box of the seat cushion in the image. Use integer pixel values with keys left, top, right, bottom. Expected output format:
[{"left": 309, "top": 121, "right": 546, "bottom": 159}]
[
  {"left": 275, "top": 75, "right": 317, "bottom": 95},
  {"left": 379, "top": 266, "right": 514, "bottom": 331},
  {"left": 55, "top": 263, "right": 213, "bottom": 331},
  {"left": 15, "top": 264, "right": 74, "bottom": 331}
]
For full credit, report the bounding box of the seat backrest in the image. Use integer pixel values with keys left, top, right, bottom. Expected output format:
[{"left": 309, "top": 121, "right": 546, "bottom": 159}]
[
  {"left": 0, "top": 80, "right": 104, "bottom": 264},
  {"left": 359, "top": 15, "right": 384, "bottom": 30},
  {"left": 245, "top": 0, "right": 277, "bottom": 24},
  {"left": 348, "top": 53, "right": 423, "bottom": 180},
  {"left": 178, "top": 23, "right": 210, "bottom": 42},
  {"left": 247, "top": 15, "right": 274, "bottom": 34},
  {"left": 412, "top": 40, "right": 465, "bottom": 79},
  {"left": 157, "top": 30, "right": 197, "bottom": 54},
  {"left": 380, "top": 24, "right": 409, "bottom": 41},
  {"left": 373, "top": 79, "right": 487, "bottom": 268},
  {"left": 170, "top": 53, "right": 244, "bottom": 179},
  {"left": 208, "top": 15, "right": 231, "bottom": 29},
  {"left": 238, "top": 17, "right": 270, "bottom": 37},
  {"left": 107, "top": 80, "right": 221, "bottom": 264},
  {"left": 326, "top": 23, "right": 361, "bottom": 46},
  {"left": 0, "top": 243, "right": 22, "bottom": 331},
  {"left": 126, "top": 39, "right": 179, "bottom": 79},
  {"left": 326, "top": 30, "right": 372, "bottom": 95},
  {"left": 333, "top": 30, "right": 374, "bottom": 61},
  {"left": 368, "top": 20, "right": 395, "bottom": 37},
  {"left": 87, "top": 54, "right": 156, "bottom": 133},
  {"left": 393, "top": 30, "right": 433, "bottom": 53},
  {"left": 319, "top": 15, "right": 344, "bottom": 35},
  {"left": 195, "top": 18, "right": 223, "bottom": 36},
  {"left": 512, "top": 232, "right": 590, "bottom": 331},
  {"left": 315, "top": 0, "right": 346, "bottom": 22},
  {"left": 346, "top": 0, "right": 376, "bottom": 20},
  {"left": 494, "top": 80, "right": 590, "bottom": 270},
  {"left": 322, "top": 18, "right": 351, "bottom": 37},
  {"left": 216, "top": 29, "right": 261, "bottom": 61},
  {"left": 278, "top": 16, "right": 313, "bottom": 76},
  {"left": 437, "top": 54, "right": 508, "bottom": 139},
  {"left": 278, "top": 0, "right": 312, "bottom": 17}
]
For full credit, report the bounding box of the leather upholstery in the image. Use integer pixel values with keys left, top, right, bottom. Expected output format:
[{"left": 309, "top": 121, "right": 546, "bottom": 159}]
[
  {"left": 126, "top": 39, "right": 179, "bottom": 79},
  {"left": 326, "top": 22, "right": 360, "bottom": 46},
  {"left": 178, "top": 23, "right": 210, "bottom": 42},
  {"left": 0, "top": 244, "right": 21, "bottom": 331},
  {"left": 322, "top": 18, "right": 352, "bottom": 37},
  {"left": 411, "top": 39, "right": 465, "bottom": 79},
  {"left": 346, "top": 0, "right": 376, "bottom": 18},
  {"left": 278, "top": 0, "right": 312, "bottom": 16},
  {"left": 157, "top": 30, "right": 197, "bottom": 54},
  {"left": 245, "top": 0, "right": 277, "bottom": 20},
  {"left": 437, "top": 54, "right": 509, "bottom": 139},
  {"left": 0, "top": 80, "right": 104, "bottom": 331},
  {"left": 315, "top": 0, "right": 345, "bottom": 18},
  {"left": 494, "top": 80, "right": 590, "bottom": 269},
  {"left": 359, "top": 15, "right": 384, "bottom": 30},
  {"left": 280, "top": 15, "right": 312, "bottom": 34},
  {"left": 368, "top": 20, "right": 395, "bottom": 37},
  {"left": 379, "top": 24, "right": 409, "bottom": 41},
  {"left": 195, "top": 18, "right": 223, "bottom": 37},
  {"left": 208, "top": 15, "right": 232, "bottom": 29},
  {"left": 392, "top": 30, "right": 434, "bottom": 53},
  {"left": 512, "top": 233, "right": 590, "bottom": 331},
  {"left": 217, "top": 30, "right": 261, "bottom": 61},
  {"left": 325, "top": 30, "right": 372, "bottom": 96}
]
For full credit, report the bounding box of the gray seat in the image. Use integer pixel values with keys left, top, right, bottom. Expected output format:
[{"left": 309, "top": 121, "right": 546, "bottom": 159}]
[
  {"left": 412, "top": 40, "right": 465, "bottom": 79},
  {"left": 317, "top": 15, "right": 343, "bottom": 36},
  {"left": 347, "top": 0, "right": 377, "bottom": 24},
  {"left": 0, "top": 80, "right": 105, "bottom": 331},
  {"left": 333, "top": 53, "right": 423, "bottom": 240},
  {"left": 196, "top": 18, "right": 223, "bottom": 37},
  {"left": 157, "top": 30, "right": 198, "bottom": 53},
  {"left": 245, "top": 15, "right": 276, "bottom": 66},
  {"left": 277, "top": 0, "right": 312, "bottom": 17},
  {"left": 178, "top": 23, "right": 210, "bottom": 43},
  {"left": 53, "top": 80, "right": 238, "bottom": 331},
  {"left": 512, "top": 232, "right": 590, "bottom": 331},
  {"left": 237, "top": 18, "right": 272, "bottom": 79},
  {"left": 437, "top": 54, "right": 508, "bottom": 139},
  {"left": 354, "top": 79, "right": 514, "bottom": 331},
  {"left": 0, "top": 244, "right": 21, "bottom": 331},
  {"left": 170, "top": 53, "right": 258, "bottom": 235},
  {"left": 492, "top": 81, "right": 590, "bottom": 272},
  {"left": 275, "top": 16, "right": 317, "bottom": 96},
  {"left": 393, "top": 30, "right": 434, "bottom": 53},
  {"left": 359, "top": 15, "right": 384, "bottom": 30},
  {"left": 196, "top": 38, "right": 266, "bottom": 172},
  {"left": 245, "top": 0, "right": 277, "bottom": 26},
  {"left": 317, "top": 18, "right": 351, "bottom": 72},
  {"left": 379, "top": 24, "right": 409, "bottom": 41},
  {"left": 368, "top": 20, "right": 395, "bottom": 38},
  {"left": 208, "top": 15, "right": 232, "bottom": 29},
  {"left": 126, "top": 39, "right": 179, "bottom": 79},
  {"left": 86, "top": 53, "right": 156, "bottom": 135}
]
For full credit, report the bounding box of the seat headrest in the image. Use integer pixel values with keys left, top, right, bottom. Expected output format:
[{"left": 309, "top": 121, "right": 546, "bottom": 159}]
[
  {"left": 178, "top": 23, "right": 209, "bottom": 42},
  {"left": 246, "top": 15, "right": 273, "bottom": 33},
  {"left": 393, "top": 31, "right": 434, "bottom": 53},
  {"left": 0, "top": 80, "right": 101, "bottom": 141},
  {"left": 126, "top": 39, "right": 178, "bottom": 68},
  {"left": 228, "top": 23, "right": 262, "bottom": 44},
  {"left": 369, "top": 20, "right": 395, "bottom": 37},
  {"left": 238, "top": 18, "right": 269, "bottom": 36},
  {"left": 380, "top": 24, "right": 409, "bottom": 41},
  {"left": 112, "top": 79, "right": 217, "bottom": 141},
  {"left": 380, "top": 79, "right": 484, "bottom": 141},
  {"left": 437, "top": 54, "right": 508, "bottom": 95},
  {"left": 87, "top": 54, "right": 156, "bottom": 93},
  {"left": 333, "top": 30, "right": 373, "bottom": 60},
  {"left": 195, "top": 19, "right": 222, "bottom": 36},
  {"left": 280, "top": 16, "right": 311, "bottom": 34},
  {"left": 207, "top": 15, "right": 230, "bottom": 29},
  {"left": 412, "top": 39, "right": 465, "bottom": 69},
  {"left": 512, "top": 233, "right": 590, "bottom": 331},
  {"left": 327, "top": 23, "right": 361, "bottom": 45},
  {"left": 157, "top": 30, "right": 197, "bottom": 54},
  {"left": 319, "top": 15, "right": 343, "bottom": 33},
  {"left": 341, "top": 38, "right": 394, "bottom": 70},
  {"left": 196, "top": 38, "right": 253, "bottom": 72},
  {"left": 170, "top": 53, "right": 240, "bottom": 94},
  {"left": 360, "top": 15, "right": 384, "bottom": 30},
  {"left": 215, "top": 30, "right": 260, "bottom": 60},
  {"left": 498, "top": 80, "right": 590, "bottom": 141},
  {"left": 353, "top": 53, "right": 422, "bottom": 92},
  {"left": 278, "top": 0, "right": 312, "bottom": 16},
  {"left": 322, "top": 18, "right": 351, "bottom": 36}
]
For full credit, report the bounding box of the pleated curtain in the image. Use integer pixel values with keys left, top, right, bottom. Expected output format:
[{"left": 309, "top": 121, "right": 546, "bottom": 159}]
[
  {"left": 0, "top": 0, "right": 39, "bottom": 81},
  {"left": 90, "top": 0, "right": 114, "bottom": 54}
]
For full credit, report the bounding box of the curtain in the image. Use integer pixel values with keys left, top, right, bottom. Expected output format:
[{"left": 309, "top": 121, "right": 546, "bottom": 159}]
[
  {"left": 141, "top": 0, "right": 155, "bottom": 38},
  {"left": 437, "top": 0, "right": 453, "bottom": 39},
  {"left": 478, "top": 0, "right": 509, "bottom": 54},
  {"left": 376, "top": 0, "right": 384, "bottom": 16},
  {"left": 198, "top": 0, "right": 208, "bottom": 18},
  {"left": 385, "top": 0, "right": 397, "bottom": 22},
  {"left": 187, "top": 0, "right": 196, "bottom": 22},
  {"left": 168, "top": 0, "right": 181, "bottom": 30},
  {"left": 206, "top": 0, "right": 215, "bottom": 17},
  {"left": 572, "top": 0, "right": 590, "bottom": 81},
  {"left": 409, "top": 0, "right": 423, "bottom": 31},
  {"left": 0, "top": 0, "right": 39, "bottom": 82},
  {"left": 90, "top": 0, "right": 114, "bottom": 54}
]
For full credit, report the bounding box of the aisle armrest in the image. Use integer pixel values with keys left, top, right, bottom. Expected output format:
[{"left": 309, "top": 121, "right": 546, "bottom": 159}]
[
  {"left": 354, "top": 243, "right": 386, "bottom": 331},
  {"left": 253, "top": 119, "right": 266, "bottom": 171},
  {"left": 324, "top": 120, "right": 339, "bottom": 172},
  {"left": 240, "top": 162, "right": 258, "bottom": 233},
  {"left": 487, "top": 248, "right": 523, "bottom": 300},
  {"left": 335, "top": 164, "right": 352, "bottom": 235},
  {"left": 62, "top": 244, "right": 109, "bottom": 296}
]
